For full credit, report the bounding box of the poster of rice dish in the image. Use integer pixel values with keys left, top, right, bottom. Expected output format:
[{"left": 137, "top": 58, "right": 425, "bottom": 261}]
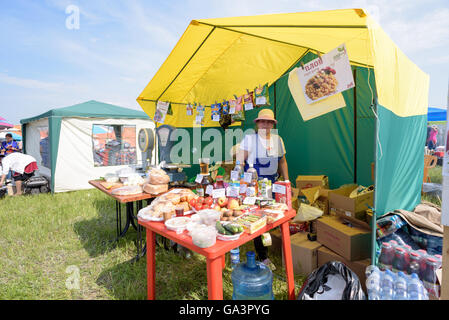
[{"left": 297, "top": 43, "right": 355, "bottom": 104}]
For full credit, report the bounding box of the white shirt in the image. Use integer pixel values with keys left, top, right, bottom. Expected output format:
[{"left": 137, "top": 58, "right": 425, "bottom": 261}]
[
  {"left": 239, "top": 133, "right": 286, "bottom": 165},
  {"left": 1, "top": 153, "right": 37, "bottom": 175}
]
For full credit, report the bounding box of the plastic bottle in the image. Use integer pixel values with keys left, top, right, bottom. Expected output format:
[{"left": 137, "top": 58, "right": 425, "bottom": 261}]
[
  {"left": 393, "top": 272, "right": 408, "bottom": 300},
  {"left": 422, "top": 257, "right": 440, "bottom": 298},
  {"left": 380, "top": 269, "right": 394, "bottom": 300},
  {"left": 230, "top": 248, "right": 240, "bottom": 269},
  {"left": 417, "top": 249, "right": 428, "bottom": 279},
  {"left": 232, "top": 161, "right": 243, "bottom": 182},
  {"left": 365, "top": 266, "right": 381, "bottom": 300},
  {"left": 408, "top": 273, "right": 426, "bottom": 300},
  {"left": 408, "top": 251, "right": 421, "bottom": 275},
  {"left": 246, "top": 163, "right": 258, "bottom": 197},
  {"left": 378, "top": 242, "right": 394, "bottom": 271},
  {"left": 232, "top": 251, "right": 274, "bottom": 300},
  {"left": 403, "top": 245, "right": 412, "bottom": 267},
  {"left": 392, "top": 247, "right": 407, "bottom": 273}
]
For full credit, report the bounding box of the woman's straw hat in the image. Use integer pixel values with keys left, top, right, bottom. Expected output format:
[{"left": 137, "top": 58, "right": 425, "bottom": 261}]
[{"left": 253, "top": 108, "right": 277, "bottom": 124}]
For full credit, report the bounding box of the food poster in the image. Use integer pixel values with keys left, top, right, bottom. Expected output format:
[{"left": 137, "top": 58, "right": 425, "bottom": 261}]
[
  {"left": 288, "top": 67, "right": 346, "bottom": 121},
  {"left": 186, "top": 104, "right": 193, "bottom": 116},
  {"left": 195, "top": 104, "right": 205, "bottom": 126},
  {"left": 211, "top": 102, "right": 221, "bottom": 121},
  {"left": 231, "top": 95, "right": 245, "bottom": 121},
  {"left": 297, "top": 43, "right": 354, "bottom": 105},
  {"left": 154, "top": 101, "right": 170, "bottom": 124}
]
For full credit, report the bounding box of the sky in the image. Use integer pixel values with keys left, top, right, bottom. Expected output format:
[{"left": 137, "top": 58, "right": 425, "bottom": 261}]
[{"left": 1, "top": 0, "right": 448, "bottom": 124}]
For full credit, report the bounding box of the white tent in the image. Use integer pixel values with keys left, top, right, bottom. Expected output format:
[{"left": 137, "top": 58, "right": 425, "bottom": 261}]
[{"left": 21, "top": 100, "right": 155, "bottom": 192}]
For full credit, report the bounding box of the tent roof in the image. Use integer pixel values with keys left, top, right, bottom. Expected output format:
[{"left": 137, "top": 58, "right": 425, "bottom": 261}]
[
  {"left": 137, "top": 8, "right": 429, "bottom": 127},
  {"left": 428, "top": 107, "right": 447, "bottom": 122},
  {"left": 21, "top": 100, "right": 150, "bottom": 124}
]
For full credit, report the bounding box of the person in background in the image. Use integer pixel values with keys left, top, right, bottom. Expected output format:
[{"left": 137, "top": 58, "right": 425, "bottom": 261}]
[
  {"left": 427, "top": 125, "right": 438, "bottom": 151},
  {"left": 1, "top": 133, "right": 20, "bottom": 155},
  {"left": 0, "top": 152, "right": 38, "bottom": 195},
  {"left": 237, "top": 108, "right": 289, "bottom": 267}
]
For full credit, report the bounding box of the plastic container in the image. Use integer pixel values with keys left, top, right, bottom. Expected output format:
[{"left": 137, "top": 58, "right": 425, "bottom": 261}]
[
  {"left": 408, "top": 252, "right": 421, "bottom": 275},
  {"left": 380, "top": 269, "right": 394, "bottom": 300},
  {"left": 191, "top": 225, "right": 216, "bottom": 248},
  {"left": 197, "top": 209, "right": 221, "bottom": 226},
  {"left": 232, "top": 251, "right": 274, "bottom": 300},
  {"left": 392, "top": 247, "right": 408, "bottom": 273},
  {"left": 165, "top": 217, "right": 190, "bottom": 233},
  {"left": 422, "top": 257, "right": 440, "bottom": 298},
  {"left": 365, "top": 266, "right": 381, "bottom": 300},
  {"left": 245, "top": 163, "right": 258, "bottom": 197},
  {"left": 230, "top": 248, "right": 240, "bottom": 269},
  {"left": 378, "top": 242, "right": 394, "bottom": 271},
  {"left": 393, "top": 272, "right": 408, "bottom": 300},
  {"left": 408, "top": 273, "right": 426, "bottom": 300}
]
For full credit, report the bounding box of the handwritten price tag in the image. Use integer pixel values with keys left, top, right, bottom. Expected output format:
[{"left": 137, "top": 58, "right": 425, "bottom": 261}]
[
  {"left": 230, "top": 170, "right": 240, "bottom": 181},
  {"left": 272, "top": 184, "right": 286, "bottom": 194},
  {"left": 195, "top": 174, "right": 203, "bottom": 183},
  {"left": 227, "top": 186, "right": 239, "bottom": 197},
  {"left": 206, "top": 185, "right": 214, "bottom": 195},
  {"left": 212, "top": 188, "right": 226, "bottom": 198},
  {"left": 243, "top": 197, "right": 256, "bottom": 205},
  {"left": 243, "top": 173, "right": 252, "bottom": 184}
]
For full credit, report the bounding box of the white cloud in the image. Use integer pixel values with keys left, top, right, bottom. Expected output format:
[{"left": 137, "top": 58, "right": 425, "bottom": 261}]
[{"left": 0, "top": 73, "right": 65, "bottom": 91}]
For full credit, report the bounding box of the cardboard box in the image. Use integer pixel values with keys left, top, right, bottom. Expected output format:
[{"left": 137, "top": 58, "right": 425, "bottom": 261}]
[
  {"left": 317, "top": 246, "right": 371, "bottom": 293},
  {"left": 296, "top": 175, "right": 329, "bottom": 196},
  {"left": 328, "top": 184, "right": 373, "bottom": 221},
  {"left": 316, "top": 215, "right": 371, "bottom": 261},
  {"left": 302, "top": 186, "right": 330, "bottom": 215}
]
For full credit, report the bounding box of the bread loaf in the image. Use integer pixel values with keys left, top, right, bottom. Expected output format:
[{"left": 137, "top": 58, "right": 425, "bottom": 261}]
[
  {"left": 148, "top": 168, "right": 170, "bottom": 185},
  {"left": 143, "top": 183, "right": 168, "bottom": 195}
]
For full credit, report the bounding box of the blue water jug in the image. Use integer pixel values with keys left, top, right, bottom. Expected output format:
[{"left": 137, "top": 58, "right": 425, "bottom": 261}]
[{"left": 231, "top": 251, "right": 274, "bottom": 300}]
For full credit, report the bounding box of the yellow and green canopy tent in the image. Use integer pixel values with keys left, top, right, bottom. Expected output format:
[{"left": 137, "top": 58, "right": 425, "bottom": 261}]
[{"left": 137, "top": 9, "right": 430, "bottom": 261}]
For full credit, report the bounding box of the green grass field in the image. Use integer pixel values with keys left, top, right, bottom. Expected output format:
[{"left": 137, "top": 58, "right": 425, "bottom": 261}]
[{"left": 0, "top": 166, "right": 443, "bottom": 300}]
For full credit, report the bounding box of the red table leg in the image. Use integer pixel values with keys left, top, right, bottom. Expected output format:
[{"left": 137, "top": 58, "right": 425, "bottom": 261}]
[
  {"left": 146, "top": 228, "right": 156, "bottom": 300},
  {"left": 206, "top": 256, "right": 223, "bottom": 300},
  {"left": 280, "top": 222, "right": 296, "bottom": 300}
]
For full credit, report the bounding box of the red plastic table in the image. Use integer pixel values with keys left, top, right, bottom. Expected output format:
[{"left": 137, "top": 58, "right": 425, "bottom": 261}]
[{"left": 138, "top": 209, "right": 296, "bottom": 300}]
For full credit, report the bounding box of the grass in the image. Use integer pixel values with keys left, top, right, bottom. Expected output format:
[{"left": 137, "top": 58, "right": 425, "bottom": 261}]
[
  {"left": 422, "top": 165, "right": 444, "bottom": 206},
  {"left": 0, "top": 167, "right": 443, "bottom": 300},
  {"left": 0, "top": 189, "right": 305, "bottom": 300}
]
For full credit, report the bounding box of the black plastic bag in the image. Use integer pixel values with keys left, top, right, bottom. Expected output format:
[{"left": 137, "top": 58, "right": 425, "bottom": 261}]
[{"left": 297, "top": 261, "right": 365, "bottom": 300}]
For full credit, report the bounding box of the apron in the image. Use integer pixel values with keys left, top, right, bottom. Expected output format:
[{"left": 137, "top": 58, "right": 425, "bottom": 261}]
[{"left": 244, "top": 134, "right": 282, "bottom": 184}]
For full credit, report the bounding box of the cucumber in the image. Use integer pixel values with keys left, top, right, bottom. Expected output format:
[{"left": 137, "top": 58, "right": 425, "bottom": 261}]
[
  {"left": 223, "top": 223, "right": 240, "bottom": 235},
  {"left": 216, "top": 221, "right": 227, "bottom": 235}
]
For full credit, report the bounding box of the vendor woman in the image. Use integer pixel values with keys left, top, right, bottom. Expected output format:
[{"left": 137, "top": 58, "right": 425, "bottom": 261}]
[{"left": 237, "top": 108, "right": 289, "bottom": 265}]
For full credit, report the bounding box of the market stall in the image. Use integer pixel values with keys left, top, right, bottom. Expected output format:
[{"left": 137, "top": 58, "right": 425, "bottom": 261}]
[
  {"left": 20, "top": 100, "right": 155, "bottom": 192},
  {"left": 135, "top": 9, "right": 433, "bottom": 299}
]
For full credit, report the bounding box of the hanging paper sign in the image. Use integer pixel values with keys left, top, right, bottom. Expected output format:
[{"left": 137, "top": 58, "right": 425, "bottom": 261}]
[
  {"left": 232, "top": 95, "right": 246, "bottom": 122},
  {"left": 211, "top": 103, "right": 221, "bottom": 120},
  {"left": 297, "top": 43, "right": 354, "bottom": 105},
  {"left": 243, "top": 173, "right": 253, "bottom": 184},
  {"left": 206, "top": 184, "right": 214, "bottom": 195},
  {"left": 154, "top": 101, "right": 170, "bottom": 123},
  {"left": 239, "top": 183, "right": 247, "bottom": 194},
  {"left": 246, "top": 187, "right": 257, "bottom": 197},
  {"left": 186, "top": 104, "right": 193, "bottom": 116},
  {"left": 196, "top": 104, "right": 205, "bottom": 116},
  {"left": 195, "top": 174, "right": 203, "bottom": 183},
  {"left": 272, "top": 183, "right": 286, "bottom": 194},
  {"left": 229, "top": 99, "right": 237, "bottom": 115},
  {"left": 244, "top": 92, "right": 254, "bottom": 111},
  {"left": 212, "top": 188, "right": 226, "bottom": 198},
  {"left": 230, "top": 170, "right": 240, "bottom": 181}
]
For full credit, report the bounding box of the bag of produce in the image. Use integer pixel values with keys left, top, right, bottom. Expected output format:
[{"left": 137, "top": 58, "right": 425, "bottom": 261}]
[
  {"left": 254, "top": 83, "right": 270, "bottom": 107},
  {"left": 231, "top": 95, "right": 245, "bottom": 122}
]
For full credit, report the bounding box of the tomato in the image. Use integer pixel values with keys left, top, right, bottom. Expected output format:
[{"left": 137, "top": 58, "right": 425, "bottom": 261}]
[
  {"left": 205, "top": 197, "right": 213, "bottom": 206},
  {"left": 194, "top": 203, "right": 203, "bottom": 211},
  {"left": 201, "top": 204, "right": 209, "bottom": 210},
  {"left": 189, "top": 198, "right": 197, "bottom": 207},
  {"left": 197, "top": 197, "right": 205, "bottom": 204}
]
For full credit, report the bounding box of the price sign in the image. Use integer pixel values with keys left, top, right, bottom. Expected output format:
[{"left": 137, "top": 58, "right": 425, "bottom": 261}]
[
  {"left": 212, "top": 115, "right": 220, "bottom": 122},
  {"left": 243, "top": 197, "right": 256, "bottom": 205},
  {"left": 195, "top": 174, "right": 203, "bottom": 183},
  {"left": 272, "top": 184, "right": 286, "bottom": 194},
  {"left": 240, "top": 184, "right": 247, "bottom": 194},
  {"left": 230, "top": 170, "right": 240, "bottom": 181},
  {"left": 243, "top": 173, "right": 252, "bottom": 184},
  {"left": 244, "top": 103, "right": 254, "bottom": 111},
  {"left": 212, "top": 188, "right": 226, "bottom": 198},
  {"left": 229, "top": 107, "right": 236, "bottom": 114},
  {"left": 256, "top": 96, "right": 267, "bottom": 105},
  {"left": 206, "top": 185, "right": 214, "bottom": 195},
  {"left": 227, "top": 186, "right": 239, "bottom": 197}
]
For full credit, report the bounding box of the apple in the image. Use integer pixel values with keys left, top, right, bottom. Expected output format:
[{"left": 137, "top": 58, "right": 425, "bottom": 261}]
[
  {"left": 227, "top": 199, "right": 240, "bottom": 210},
  {"left": 217, "top": 196, "right": 228, "bottom": 208},
  {"left": 213, "top": 205, "right": 221, "bottom": 211}
]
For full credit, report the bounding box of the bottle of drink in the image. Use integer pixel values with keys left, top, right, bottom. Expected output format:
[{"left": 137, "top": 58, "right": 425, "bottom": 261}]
[
  {"left": 393, "top": 271, "right": 408, "bottom": 300},
  {"left": 408, "top": 251, "right": 421, "bottom": 275},
  {"left": 365, "top": 266, "right": 381, "bottom": 300},
  {"left": 232, "top": 160, "right": 243, "bottom": 182},
  {"left": 392, "top": 247, "right": 407, "bottom": 273},
  {"left": 408, "top": 273, "right": 426, "bottom": 300},
  {"left": 403, "top": 245, "right": 412, "bottom": 267},
  {"left": 417, "top": 250, "right": 428, "bottom": 279},
  {"left": 246, "top": 163, "right": 258, "bottom": 197},
  {"left": 380, "top": 269, "right": 394, "bottom": 300},
  {"left": 378, "top": 242, "right": 394, "bottom": 271},
  {"left": 230, "top": 247, "right": 240, "bottom": 269},
  {"left": 422, "top": 257, "right": 440, "bottom": 298}
]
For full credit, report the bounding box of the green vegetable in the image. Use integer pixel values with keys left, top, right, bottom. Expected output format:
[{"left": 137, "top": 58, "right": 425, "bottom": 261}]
[
  {"left": 216, "top": 221, "right": 227, "bottom": 235},
  {"left": 224, "top": 223, "right": 241, "bottom": 235}
]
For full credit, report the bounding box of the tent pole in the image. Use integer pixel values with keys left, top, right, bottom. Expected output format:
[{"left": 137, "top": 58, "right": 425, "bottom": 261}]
[
  {"left": 371, "top": 97, "right": 378, "bottom": 265},
  {"left": 353, "top": 69, "right": 357, "bottom": 184}
]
